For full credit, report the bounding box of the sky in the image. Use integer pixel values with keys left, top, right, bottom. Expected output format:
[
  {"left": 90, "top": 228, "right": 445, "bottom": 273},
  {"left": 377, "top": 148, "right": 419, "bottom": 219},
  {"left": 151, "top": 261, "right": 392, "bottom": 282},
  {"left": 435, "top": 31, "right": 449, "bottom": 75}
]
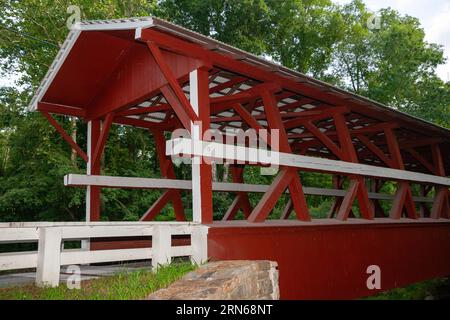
[
  {"left": 1, "top": 0, "right": 449, "bottom": 87},
  {"left": 334, "top": 0, "right": 450, "bottom": 81}
]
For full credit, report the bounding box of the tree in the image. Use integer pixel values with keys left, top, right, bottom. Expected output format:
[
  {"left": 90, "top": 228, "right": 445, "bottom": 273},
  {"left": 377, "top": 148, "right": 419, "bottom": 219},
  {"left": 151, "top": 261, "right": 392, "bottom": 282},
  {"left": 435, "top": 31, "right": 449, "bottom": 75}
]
[{"left": 331, "top": 0, "right": 449, "bottom": 127}]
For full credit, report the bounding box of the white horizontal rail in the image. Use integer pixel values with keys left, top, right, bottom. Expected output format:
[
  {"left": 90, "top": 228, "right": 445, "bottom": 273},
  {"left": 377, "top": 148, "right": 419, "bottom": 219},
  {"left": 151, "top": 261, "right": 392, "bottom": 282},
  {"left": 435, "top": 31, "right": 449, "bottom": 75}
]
[
  {"left": 0, "top": 221, "right": 198, "bottom": 228},
  {"left": 0, "top": 228, "right": 39, "bottom": 241},
  {"left": 166, "top": 138, "right": 450, "bottom": 186},
  {"left": 0, "top": 222, "right": 209, "bottom": 288},
  {"left": 60, "top": 248, "right": 153, "bottom": 265},
  {"left": 64, "top": 174, "right": 434, "bottom": 203},
  {"left": 0, "top": 251, "right": 37, "bottom": 270}
]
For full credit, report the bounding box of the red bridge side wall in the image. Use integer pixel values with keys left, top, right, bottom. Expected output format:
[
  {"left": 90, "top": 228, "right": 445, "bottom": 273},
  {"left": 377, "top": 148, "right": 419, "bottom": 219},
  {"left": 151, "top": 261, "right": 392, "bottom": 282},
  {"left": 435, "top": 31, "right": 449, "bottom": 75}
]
[{"left": 207, "top": 222, "right": 450, "bottom": 299}]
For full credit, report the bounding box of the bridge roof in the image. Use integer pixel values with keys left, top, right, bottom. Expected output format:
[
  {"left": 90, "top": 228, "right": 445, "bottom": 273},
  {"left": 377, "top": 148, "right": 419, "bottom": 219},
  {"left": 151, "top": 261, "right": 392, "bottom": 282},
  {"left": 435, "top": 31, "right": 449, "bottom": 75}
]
[{"left": 29, "top": 17, "right": 449, "bottom": 173}]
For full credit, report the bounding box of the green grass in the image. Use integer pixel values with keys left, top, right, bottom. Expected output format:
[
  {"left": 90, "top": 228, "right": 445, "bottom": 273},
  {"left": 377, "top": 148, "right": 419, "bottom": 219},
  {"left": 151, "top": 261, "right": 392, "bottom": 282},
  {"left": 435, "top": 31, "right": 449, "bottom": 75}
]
[
  {"left": 364, "top": 277, "right": 449, "bottom": 300},
  {"left": 0, "top": 262, "right": 196, "bottom": 300}
]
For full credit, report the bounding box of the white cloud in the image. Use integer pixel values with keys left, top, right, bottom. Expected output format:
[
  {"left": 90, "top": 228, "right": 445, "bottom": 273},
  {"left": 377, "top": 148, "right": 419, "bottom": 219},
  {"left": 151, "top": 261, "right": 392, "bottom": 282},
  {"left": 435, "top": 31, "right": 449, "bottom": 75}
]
[{"left": 334, "top": 0, "right": 450, "bottom": 81}]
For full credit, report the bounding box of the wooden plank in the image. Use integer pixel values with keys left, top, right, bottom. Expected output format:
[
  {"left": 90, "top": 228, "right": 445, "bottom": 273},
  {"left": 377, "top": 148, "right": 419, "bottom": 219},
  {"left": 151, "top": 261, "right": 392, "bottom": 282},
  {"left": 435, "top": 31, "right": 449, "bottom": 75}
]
[
  {"left": 0, "top": 251, "right": 37, "bottom": 271},
  {"left": 0, "top": 228, "right": 39, "bottom": 242},
  {"left": 0, "top": 221, "right": 197, "bottom": 228},
  {"left": 247, "top": 168, "right": 294, "bottom": 222},
  {"left": 166, "top": 138, "right": 450, "bottom": 186},
  {"left": 336, "top": 179, "right": 359, "bottom": 221},
  {"left": 60, "top": 248, "right": 152, "bottom": 265},
  {"left": 60, "top": 225, "right": 154, "bottom": 239},
  {"left": 303, "top": 121, "right": 344, "bottom": 159},
  {"left": 64, "top": 174, "right": 435, "bottom": 203},
  {"left": 356, "top": 134, "right": 393, "bottom": 167}
]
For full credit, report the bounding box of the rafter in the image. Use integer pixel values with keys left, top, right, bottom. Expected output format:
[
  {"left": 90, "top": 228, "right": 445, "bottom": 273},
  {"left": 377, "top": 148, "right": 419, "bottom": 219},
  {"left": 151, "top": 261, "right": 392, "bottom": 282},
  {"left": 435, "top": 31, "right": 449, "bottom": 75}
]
[
  {"left": 356, "top": 134, "right": 394, "bottom": 167},
  {"left": 146, "top": 42, "right": 199, "bottom": 130}
]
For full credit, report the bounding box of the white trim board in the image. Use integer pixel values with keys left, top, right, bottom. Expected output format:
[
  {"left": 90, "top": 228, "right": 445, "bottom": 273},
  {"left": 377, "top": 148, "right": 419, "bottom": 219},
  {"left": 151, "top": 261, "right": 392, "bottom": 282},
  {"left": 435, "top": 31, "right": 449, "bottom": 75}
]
[
  {"left": 64, "top": 174, "right": 434, "bottom": 203},
  {"left": 166, "top": 138, "right": 450, "bottom": 186},
  {"left": 27, "top": 18, "right": 155, "bottom": 112}
]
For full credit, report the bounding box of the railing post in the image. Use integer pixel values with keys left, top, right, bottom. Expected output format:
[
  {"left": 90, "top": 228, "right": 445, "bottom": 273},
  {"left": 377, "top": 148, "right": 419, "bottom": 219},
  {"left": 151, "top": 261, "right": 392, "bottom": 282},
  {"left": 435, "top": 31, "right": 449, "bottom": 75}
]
[
  {"left": 36, "top": 227, "right": 62, "bottom": 287},
  {"left": 151, "top": 225, "right": 172, "bottom": 269},
  {"left": 191, "top": 225, "right": 209, "bottom": 265}
]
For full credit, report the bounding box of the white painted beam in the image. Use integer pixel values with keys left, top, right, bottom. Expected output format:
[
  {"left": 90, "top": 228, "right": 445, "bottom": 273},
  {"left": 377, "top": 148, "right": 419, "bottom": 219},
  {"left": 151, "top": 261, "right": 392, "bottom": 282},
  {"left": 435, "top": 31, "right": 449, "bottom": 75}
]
[
  {"left": 60, "top": 248, "right": 152, "bottom": 265},
  {"left": 64, "top": 174, "right": 435, "bottom": 203},
  {"left": 0, "top": 252, "right": 37, "bottom": 271},
  {"left": 166, "top": 138, "right": 450, "bottom": 186}
]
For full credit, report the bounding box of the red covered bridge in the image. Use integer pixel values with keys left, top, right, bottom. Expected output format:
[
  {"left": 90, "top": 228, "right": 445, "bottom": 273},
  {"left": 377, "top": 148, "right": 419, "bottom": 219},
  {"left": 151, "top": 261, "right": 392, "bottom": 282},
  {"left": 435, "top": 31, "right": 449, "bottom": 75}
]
[{"left": 28, "top": 17, "right": 449, "bottom": 299}]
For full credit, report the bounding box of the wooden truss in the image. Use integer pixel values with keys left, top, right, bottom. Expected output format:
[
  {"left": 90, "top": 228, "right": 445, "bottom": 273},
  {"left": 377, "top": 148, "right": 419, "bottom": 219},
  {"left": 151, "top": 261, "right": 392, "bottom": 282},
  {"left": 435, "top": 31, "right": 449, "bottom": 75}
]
[{"left": 36, "top": 23, "right": 449, "bottom": 224}]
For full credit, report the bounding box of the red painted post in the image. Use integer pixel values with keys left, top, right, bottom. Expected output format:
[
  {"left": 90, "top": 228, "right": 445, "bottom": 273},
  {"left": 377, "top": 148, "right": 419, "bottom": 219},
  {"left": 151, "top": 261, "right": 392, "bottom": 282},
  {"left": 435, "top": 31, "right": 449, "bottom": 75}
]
[
  {"left": 334, "top": 112, "right": 374, "bottom": 220},
  {"left": 336, "top": 179, "right": 359, "bottom": 220},
  {"left": 384, "top": 128, "right": 418, "bottom": 219},
  {"left": 92, "top": 112, "right": 114, "bottom": 169},
  {"left": 280, "top": 198, "right": 293, "bottom": 219},
  {"left": 256, "top": 90, "right": 310, "bottom": 222}
]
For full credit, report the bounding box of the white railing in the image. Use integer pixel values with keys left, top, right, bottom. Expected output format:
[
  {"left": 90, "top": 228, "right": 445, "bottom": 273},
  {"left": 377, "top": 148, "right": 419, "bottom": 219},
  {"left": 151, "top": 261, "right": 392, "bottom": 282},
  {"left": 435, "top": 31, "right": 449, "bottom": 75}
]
[{"left": 0, "top": 222, "right": 208, "bottom": 287}]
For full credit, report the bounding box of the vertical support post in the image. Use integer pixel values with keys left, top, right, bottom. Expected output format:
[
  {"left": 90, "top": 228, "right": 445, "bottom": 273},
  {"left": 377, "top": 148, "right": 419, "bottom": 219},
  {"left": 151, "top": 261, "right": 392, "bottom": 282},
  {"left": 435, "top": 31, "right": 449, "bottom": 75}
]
[
  {"left": 83, "top": 120, "right": 100, "bottom": 251},
  {"left": 385, "top": 128, "right": 418, "bottom": 219},
  {"left": 152, "top": 225, "right": 172, "bottom": 269},
  {"left": 36, "top": 227, "right": 62, "bottom": 287},
  {"left": 191, "top": 225, "right": 209, "bottom": 265},
  {"left": 190, "top": 68, "right": 213, "bottom": 223},
  {"left": 86, "top": 120, "right": 101, "bottom": 222}
]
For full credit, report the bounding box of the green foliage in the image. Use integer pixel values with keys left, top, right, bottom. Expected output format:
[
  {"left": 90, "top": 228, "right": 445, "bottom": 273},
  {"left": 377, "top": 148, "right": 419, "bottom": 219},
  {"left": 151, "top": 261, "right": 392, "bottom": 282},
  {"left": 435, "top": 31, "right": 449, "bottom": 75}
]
[
  {"left": 0, "top": 262, "right": 195, "bottom": 300},
  {"left": 364, "top": 277, "right": 449, "bottom": 300},
  {"left": 331, "top": 0, "right": 449, "bottom": 127},
  {"left": 0, "top": 0, "right": 448, "bottom": 222}
]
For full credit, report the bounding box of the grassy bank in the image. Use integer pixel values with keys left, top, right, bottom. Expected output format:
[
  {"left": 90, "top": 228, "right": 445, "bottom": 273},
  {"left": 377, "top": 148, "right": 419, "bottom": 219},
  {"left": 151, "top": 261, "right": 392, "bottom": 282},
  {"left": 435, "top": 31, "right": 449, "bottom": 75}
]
[
  {"left": 0, "top": 262, "right": 195, "bottom": 300},
  {"left": 365, "top": 277, "right": 450, "bottom": 300}
]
